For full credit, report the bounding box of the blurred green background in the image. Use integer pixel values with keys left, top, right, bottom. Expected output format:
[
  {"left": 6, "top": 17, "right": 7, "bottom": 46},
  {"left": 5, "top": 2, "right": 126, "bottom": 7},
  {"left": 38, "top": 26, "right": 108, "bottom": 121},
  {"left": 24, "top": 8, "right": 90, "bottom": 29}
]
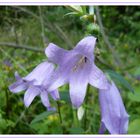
[{"left": 0, "top": 6, "right": 140, "bottom": 134}]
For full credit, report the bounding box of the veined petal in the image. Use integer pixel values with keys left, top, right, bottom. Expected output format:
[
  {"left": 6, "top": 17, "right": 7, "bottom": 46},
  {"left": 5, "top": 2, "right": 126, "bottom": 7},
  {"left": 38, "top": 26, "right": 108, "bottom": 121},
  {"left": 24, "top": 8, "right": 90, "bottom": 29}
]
[
  {"left": 9, "top": 79, "right": 28, "bottom": 93},
  {"left": 24, "top": 86, "right": 40, "bottom": 107},
  {"left": 50, "top": 90, "right": 60, "bottom": 100},
  {"left": 45, "top": 43, "right": 68, "bottom": 65},
  {"left": 69, "top": 63, "right": 91, "bottom": 108},
  {"left": 40, "top": 90, "right": 51, "bottom": 109},
  {"left": 89, "top": 64, "right": 109, "bottom": 90},
  {"left": 48, "top": 52, "right": 82, "bottom": 92},
  {"left": 24, "top": 61, "right": 55, "bottom": 86},
  {"left": 47, "top": 67, "right": 69, "bottom": 92},
  {"left": 74, "top": 36, "right": 97, "bottom": 62},
  {"left": 99, "top": 122, "right": 106, "bottom": 134},
  {"left": 99, "top": 81, "right": 129, "bottom": 134}
]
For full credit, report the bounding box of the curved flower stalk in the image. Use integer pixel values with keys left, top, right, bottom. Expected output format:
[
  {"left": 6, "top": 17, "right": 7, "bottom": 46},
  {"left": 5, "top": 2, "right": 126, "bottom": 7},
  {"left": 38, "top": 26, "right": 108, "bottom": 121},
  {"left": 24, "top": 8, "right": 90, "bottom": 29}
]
[
  {"left": 9, "top": 61, "right": 60, "bottom": 111},
  {"left": 99, "top": 81, "right": 129, "bottom": 134},
  {"left": 45, "top": 36, "right": 110, "bottom": 108}
]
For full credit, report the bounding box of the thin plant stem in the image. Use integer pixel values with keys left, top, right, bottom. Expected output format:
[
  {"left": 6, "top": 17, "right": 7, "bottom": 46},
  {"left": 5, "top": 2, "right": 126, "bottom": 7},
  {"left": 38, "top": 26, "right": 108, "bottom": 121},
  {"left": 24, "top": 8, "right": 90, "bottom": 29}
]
[
  {"left": 0, "top": 42, "right": 43, "bottom": 52},
  {"left": 38, "top": 6, "right": 48, "bottom": 47},
  {"left": 95, "top": 6, "right": 122, "bottom": 67},
  {"left": 57, "top": 101, "right": 63, "bottom": 124},
  {"left": 5, "top": 88, "right": 10, "bottom": 118},
  {"left": 57, "top": 101, "right": 64, "bottom": 133},
  {"left": 12, "top": 6, "right": 39, "bottom": 20},
  {"left": 72, "top": 108, "right": 79, "bottom": 128},
  {"left": 14, "top": 108, "right": 27, "bottom": 127}
]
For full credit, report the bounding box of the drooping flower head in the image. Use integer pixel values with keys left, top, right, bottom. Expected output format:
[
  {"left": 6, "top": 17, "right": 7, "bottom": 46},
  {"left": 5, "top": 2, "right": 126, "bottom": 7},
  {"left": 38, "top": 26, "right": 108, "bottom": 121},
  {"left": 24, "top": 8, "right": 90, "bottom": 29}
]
[
  {"left": 99, "top": 81, "right": 129, "bottom": 134},
  {"left": 9, "top": 61, "right": 60, "bottom": 110},
  {"left": 45, "top": 36, "right": 110, "bottom": 108}
]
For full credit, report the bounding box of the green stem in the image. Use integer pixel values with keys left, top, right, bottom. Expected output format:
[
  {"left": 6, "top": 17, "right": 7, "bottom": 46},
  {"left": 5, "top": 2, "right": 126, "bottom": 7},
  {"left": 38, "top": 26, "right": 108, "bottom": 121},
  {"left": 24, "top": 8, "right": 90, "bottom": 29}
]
[
  {"left": 38, "top": 6, "right": 46, "bottom": 47},
  {"left": 57, "top": 101, "right": 64, "bottom": 133},
  {"left": 5, "top": 88, "right": 10, "bottom": 118},
  {"left": 73, "top": 108, "right": 79, "bottom": 127}
]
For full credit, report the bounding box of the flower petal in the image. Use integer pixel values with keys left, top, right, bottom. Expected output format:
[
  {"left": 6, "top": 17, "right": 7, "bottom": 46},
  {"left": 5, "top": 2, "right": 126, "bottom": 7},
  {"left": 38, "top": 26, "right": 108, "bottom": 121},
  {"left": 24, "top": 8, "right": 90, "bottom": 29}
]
[
  {"left": 74, "top": 36, "right": 97, "bottom": 62},
  {"left": 45, "top": 43, "right": 68, "bottom": 65},
  {"left": 69, "top": 63, "right": 91, "bottom": 108},
  {"left": 99, "top": 122, "right": 106, "bottom": 134},
  {"left": 48, "top": 52, "right": 82, "bottom": 92},
  {"left": 47, "top": 67, "right": 69, "bottom": 92},
  {"left": 9, "top": 79, "right": 28, "bottom": 93},
  {"left": 50, "top": 90, "right": 60, "bottom": 100},
  {"left": 89, "top": 64, "right": 109, "bottom": 90},
  {"left": 40, "top": 90, "right": 51, "bottom": 109},
  {"left": 24, "top": 61, "right": 54, "bottom": 86},
  {"left": 24, "top": 86, "right": 40, "bottom": 107},
  {"left": 14, "top": 71, "right": 21, "bottom": 80},
  {"left": 99, "top": 81, "right": 129, "bottom": 134}
]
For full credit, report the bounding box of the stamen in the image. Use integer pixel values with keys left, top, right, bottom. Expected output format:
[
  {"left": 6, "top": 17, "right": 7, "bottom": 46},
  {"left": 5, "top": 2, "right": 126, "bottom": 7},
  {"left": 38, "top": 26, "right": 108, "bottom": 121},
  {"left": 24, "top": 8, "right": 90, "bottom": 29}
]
[
  {"left": 23, "top": 79, "right": 27, "bottom": 82},
  {"left": 84, "top": 57, "right": 87, "bottom": 63},
  {"left": 72, "top": 56, "right": 87, "bottom": 72}
]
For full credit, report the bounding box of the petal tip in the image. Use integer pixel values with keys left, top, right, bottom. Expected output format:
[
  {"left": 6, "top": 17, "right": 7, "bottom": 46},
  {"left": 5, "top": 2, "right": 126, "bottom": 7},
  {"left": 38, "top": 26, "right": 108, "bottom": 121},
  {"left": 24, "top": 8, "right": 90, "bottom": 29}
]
[
  {"left": 47, "top": 107, "right": 56, "bottom": 111},
  {"left": 24, "top": 98, "right": 30, "bottom": 108}
]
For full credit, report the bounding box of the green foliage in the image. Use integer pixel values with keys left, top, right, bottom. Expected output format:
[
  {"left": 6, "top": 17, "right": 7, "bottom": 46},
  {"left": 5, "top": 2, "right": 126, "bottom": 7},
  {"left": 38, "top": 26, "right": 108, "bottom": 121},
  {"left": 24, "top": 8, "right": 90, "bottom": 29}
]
[
  {"left": 128, "top": 119, "right": 140, "bottom": 134},
  {"left": 106, "top": 70, "right": 134, "bottom": 94},
  {"left": 30, "top": 111, "right": 56, "bottom": 124},
  {"left": 68, "top": 127, "right": 84, "bottom": 134},
  {"left": 86, "top": 23, "right": 100, "bottom": 36},
  {"left": 60, "top": 91, "right": 71, "bottom": 103},
  {"left": 128, "top": 87, "right": 140, "bottom": 102},
  {"left": 67, "top": 6, "right": 84, "bottom": 14}
]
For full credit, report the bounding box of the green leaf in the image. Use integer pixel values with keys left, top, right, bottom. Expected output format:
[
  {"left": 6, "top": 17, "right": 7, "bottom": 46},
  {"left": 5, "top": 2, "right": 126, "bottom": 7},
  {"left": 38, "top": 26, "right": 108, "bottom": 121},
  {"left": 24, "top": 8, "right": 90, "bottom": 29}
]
[
  {"left": 128, "top": 119, "right": 140, "bottom": 134},
  {"left": 30, "top": 111, "right": 56, "bottom": 124},
  {"left": 64, "top": 12, "right": 78, "bottom": 17},
  {"left": 60, "top": 91, "right": 71, "bottom": 103},
  {"left": 82, "top": 6, "right": 87, "bottom": 14},
  {"left": 134, "top": 66, "right": 140, "bottom": 76},
  {"left": 128, "top": 87, "right": 140, "bottom": 102},
  {"left": 68, "top": 127, "right": 84, "bottom": 134},
  {"left": 106, "top": 70, "right": 134, "bottom": 94},
  {"left": 68, "top": 6, "right": 83, "bottom": 13}
]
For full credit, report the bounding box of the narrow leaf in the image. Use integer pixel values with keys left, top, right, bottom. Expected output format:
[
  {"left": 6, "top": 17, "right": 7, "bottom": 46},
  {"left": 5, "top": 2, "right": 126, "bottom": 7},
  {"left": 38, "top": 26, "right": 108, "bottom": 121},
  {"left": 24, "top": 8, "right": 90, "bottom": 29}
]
[
  {"left": 82, "top": 6, "right": 87, "bottom": 14},
  {"left": 67, "top": 6, "right": 83, "bottom": 13},
  {"left": 60, "top": 91, "right": 71, "bottom": 103},
  {"left": 30, "top": 111, "right": 56, "bottom": 124},
  {"left": 64, "top": 12, "right": 78, "bottom": 17},
  {"left": 68, "top": 127, "right": 84, "bottom": 134},
  {"left": 106, "top": 70, "right": 134, "bottom": 94}
]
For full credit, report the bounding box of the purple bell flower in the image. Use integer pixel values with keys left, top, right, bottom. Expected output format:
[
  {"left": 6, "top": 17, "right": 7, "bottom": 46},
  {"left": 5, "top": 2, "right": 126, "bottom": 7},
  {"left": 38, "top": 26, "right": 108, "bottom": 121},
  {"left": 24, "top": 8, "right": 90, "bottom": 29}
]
[
  {"left": 45, "top": 36, "right": 129, "bottom": 134},
  {"left": 99, "top": 81, "right": 129, "bottom": 134},
  {"left": 45, "top": 36, "right": 109, "bottom": 108},
  {"left": 9, "top": 61, "right": 60, "bottom": 111},
  {"left": 9, "top": 35, "right": 129, "bottom": 134}
]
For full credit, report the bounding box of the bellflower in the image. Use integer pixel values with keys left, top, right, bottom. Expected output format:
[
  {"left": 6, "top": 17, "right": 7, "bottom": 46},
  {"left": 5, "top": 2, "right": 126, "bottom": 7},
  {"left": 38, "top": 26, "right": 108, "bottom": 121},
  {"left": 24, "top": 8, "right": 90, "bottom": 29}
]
[
  {"left": 99, "top": 81, "right": 129, "bottom": 134},
  {"left": 9, "top": 61, "right": 60, "bottom": 110},
  {"left": 45, "top": 36, "right": 110, "bottom": 108}
]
